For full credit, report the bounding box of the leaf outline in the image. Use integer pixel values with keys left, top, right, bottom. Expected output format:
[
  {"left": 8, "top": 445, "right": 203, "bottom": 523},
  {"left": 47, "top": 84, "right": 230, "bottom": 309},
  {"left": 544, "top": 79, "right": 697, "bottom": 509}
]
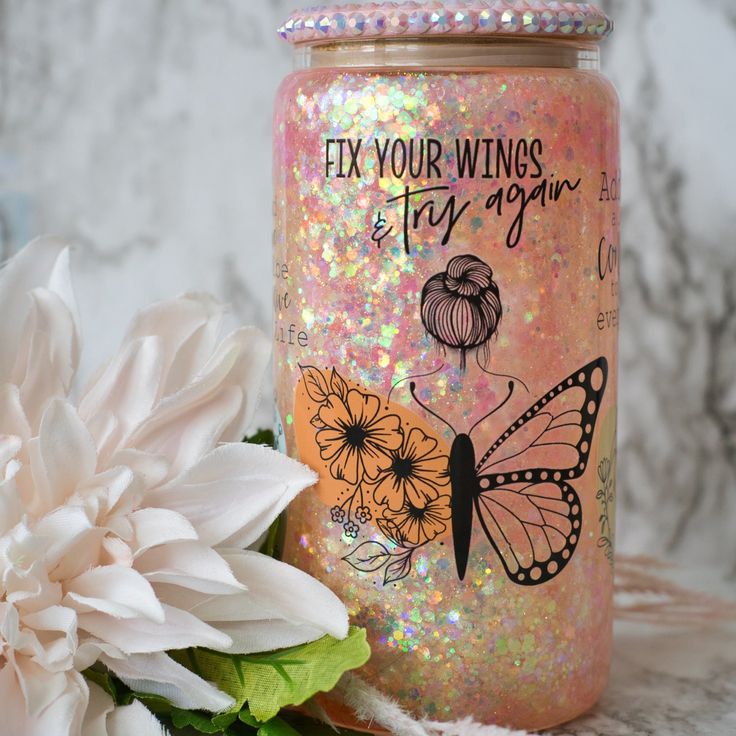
[
  {"left": 299, "top": 364, "right": 330, "bottom": 403},
  {"left": 383, "top": 550, "right": 413, "bottom": 585},
  {"left": 342, "top": 541, "right": 391, "bottom": 572},
  {"left": 330, "top": 368, "right": 349, "bottom": 401}
]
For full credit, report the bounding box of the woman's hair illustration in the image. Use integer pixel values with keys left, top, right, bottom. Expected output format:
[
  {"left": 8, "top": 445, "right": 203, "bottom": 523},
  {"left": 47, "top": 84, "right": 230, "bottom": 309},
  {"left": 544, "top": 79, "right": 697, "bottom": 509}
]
[{"left": 420, "top": 254, "right": 502, "bottom": 370}]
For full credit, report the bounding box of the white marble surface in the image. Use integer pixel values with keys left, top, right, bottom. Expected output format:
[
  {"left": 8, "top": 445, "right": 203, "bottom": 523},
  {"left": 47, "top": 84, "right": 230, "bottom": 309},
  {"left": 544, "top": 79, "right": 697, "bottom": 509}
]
[
  {"left": 552, "top": 620, "right": 736, "bottom": 736},
  {"left": 1, "top": 3, "right": 735, "bottom": 731}
]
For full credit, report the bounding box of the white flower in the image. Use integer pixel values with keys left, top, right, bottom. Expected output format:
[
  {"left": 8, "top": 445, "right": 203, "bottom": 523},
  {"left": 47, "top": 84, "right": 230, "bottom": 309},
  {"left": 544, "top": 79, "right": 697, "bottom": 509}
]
[{"left": 0, "top": 238, "right": 348, "bottom": 736}]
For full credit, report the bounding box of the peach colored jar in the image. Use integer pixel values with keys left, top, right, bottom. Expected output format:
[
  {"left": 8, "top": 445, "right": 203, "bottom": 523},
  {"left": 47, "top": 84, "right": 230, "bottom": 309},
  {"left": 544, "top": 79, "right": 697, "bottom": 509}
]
[{"left": 273, "top": 2, "right": 619, "bottom": 730}]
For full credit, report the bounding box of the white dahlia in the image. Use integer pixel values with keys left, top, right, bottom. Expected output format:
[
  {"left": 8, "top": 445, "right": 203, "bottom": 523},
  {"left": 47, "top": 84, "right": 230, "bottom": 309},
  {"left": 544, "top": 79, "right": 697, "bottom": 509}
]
[{"left": 0, "top": 238, "right": 347, "bottom": 736}]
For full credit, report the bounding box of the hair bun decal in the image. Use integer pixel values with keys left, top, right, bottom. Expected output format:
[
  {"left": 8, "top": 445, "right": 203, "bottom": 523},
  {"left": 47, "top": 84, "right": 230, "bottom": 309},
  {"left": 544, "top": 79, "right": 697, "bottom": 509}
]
[{"left": 421, "top": 254, "right": 502, "bottom": 370}]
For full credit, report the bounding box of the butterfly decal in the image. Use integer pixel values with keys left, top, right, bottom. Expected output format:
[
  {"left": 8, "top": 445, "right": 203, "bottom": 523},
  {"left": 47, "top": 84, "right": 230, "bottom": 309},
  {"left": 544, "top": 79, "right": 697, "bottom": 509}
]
[{"left": 294, "top": 358, "right": 607, "bottom": 586}]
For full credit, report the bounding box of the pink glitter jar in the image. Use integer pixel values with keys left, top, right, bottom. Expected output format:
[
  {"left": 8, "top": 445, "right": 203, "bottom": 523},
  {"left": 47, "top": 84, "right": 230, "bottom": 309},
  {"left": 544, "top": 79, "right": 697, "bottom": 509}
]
[{"left": 273, "top": 2, "right": 619, "bottom": 730}]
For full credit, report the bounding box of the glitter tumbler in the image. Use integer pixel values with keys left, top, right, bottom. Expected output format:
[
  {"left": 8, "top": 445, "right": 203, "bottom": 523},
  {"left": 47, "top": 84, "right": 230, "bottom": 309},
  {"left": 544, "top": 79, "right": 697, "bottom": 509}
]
[{"left": 273, "top": 2, "right": 619, "bottom": 730}]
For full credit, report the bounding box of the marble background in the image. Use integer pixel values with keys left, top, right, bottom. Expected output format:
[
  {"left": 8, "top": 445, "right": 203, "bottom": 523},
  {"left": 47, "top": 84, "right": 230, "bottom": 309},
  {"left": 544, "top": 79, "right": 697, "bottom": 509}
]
[{"left": 1, "top": 0, "right": 735, "bottom": 576}]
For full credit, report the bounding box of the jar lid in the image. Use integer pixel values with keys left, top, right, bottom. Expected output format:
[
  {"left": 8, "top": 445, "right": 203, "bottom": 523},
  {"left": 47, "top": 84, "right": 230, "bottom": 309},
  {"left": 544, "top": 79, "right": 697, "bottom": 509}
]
[{"left": 278, "top": 2, "right": 613, "bottom": 46}]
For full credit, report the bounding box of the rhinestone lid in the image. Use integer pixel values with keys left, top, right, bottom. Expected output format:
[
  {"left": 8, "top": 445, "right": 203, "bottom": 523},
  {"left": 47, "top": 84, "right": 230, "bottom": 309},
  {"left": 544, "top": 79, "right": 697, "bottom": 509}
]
[{"left": 278, "top": 2, "right": 613, "bottom": 45}]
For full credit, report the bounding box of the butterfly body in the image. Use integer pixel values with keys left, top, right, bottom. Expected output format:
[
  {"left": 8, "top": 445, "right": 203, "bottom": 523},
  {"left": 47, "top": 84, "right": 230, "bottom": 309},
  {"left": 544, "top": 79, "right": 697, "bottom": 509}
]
[{"left": 449, "top": 433, "right": 478, "bottom": 581}]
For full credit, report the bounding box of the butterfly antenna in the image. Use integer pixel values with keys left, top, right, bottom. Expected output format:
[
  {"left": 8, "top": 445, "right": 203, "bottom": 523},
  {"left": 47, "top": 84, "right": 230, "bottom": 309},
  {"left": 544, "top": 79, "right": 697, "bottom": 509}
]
[
  {"left": 388, "top": 363, "right": 445, "bottom": 402},
  {"left": 409, "top": 382, "right": 457, "bottom": 436},
  {"left": 469, "top": 381, "right": 515, "bottom": 436},
  {"left": 475, "top": 352, "right": 529, "bottom": 393}
]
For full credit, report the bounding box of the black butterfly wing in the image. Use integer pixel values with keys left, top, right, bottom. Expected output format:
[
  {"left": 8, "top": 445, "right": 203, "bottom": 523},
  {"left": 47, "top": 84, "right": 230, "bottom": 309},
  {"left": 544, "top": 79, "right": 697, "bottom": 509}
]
[
  {"left": 472, "top": 357, "right": 607, "bottom": 585},
  {"left": 475, "top": 357, "right": 607, "bottom": 481}
]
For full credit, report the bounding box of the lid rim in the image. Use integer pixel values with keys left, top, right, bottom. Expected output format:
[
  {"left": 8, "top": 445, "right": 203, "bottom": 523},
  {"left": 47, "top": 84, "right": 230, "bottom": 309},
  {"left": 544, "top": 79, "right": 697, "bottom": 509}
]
[{"left": 278, "top": 2, "right": 613, "bottom": 46}]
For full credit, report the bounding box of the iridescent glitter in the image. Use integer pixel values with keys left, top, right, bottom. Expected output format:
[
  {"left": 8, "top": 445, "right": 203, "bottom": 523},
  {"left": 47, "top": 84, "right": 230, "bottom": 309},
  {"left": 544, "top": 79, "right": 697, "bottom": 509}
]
[{"left": 274, "top": 3, "right": 618, "bottom": 731}]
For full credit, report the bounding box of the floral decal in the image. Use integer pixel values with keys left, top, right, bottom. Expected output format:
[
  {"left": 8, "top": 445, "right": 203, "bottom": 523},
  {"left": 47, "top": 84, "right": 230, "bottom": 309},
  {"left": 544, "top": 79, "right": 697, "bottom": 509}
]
[
  {"left": 596, "top": 410, "right": 617, "bottom": 566},
  {"left": 379, "top": 494, "right": 451, "bottom": 548},
  {"left": 299, "top": 364, "right": 451, "bottom": 585},
  {"left": 315, "top": 390, "right": 402, "bottom": 483},
  {"left": 365, "top": 427, "right": 449, "bottom": 511}
]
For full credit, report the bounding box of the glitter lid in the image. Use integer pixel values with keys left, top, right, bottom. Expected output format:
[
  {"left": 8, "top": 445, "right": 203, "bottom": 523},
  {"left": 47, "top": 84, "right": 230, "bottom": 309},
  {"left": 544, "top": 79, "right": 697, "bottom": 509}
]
[{"left": 278, "top": 2, "right": 613, "bottom": 46}]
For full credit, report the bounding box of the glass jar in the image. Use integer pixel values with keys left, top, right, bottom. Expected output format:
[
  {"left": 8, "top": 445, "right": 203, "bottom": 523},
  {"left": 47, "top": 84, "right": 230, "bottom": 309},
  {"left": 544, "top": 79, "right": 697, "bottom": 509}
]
[{"left": 273, "top": 2, "right": 619, "bottom": 730}]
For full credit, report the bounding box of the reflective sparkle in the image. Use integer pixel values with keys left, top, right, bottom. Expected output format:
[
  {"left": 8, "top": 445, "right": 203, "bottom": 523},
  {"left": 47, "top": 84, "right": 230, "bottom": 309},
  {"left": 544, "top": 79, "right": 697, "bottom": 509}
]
[
  {"left": 347, "top": 12, "right": 367, "bottom": 35},
  {"left": 500, "top": 10, "right": 521, "bottom": 32},
  {"left": 478, "top": 9, "right": 497, "bottom": 31},
  {"left": 408, "top": 9, "right": 432, "bottom": 34},
  {"left": 522, "top": 11, "right": 541, "bottom": 32},
  {"left": 453, "top": 10, "right": 477, "bottom": 32},
  {"left": 386, "top": 11, "right": 409, "bottom": 34},
  {"left": 540, "top": 10, "right": 559, "bottom": 32},
  {"left": 277, "top": 3, "right": 613, "bottom": 44},
  {"left": 558, "top": 11, "right": 574, "bottom": 33},
  {"left": 429, "top": 9, "right": 454, "bottom": 33}
]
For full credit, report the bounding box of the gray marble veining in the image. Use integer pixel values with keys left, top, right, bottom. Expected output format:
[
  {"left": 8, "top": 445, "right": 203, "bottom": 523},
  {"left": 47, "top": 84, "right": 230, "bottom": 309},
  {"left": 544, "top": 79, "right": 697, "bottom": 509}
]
[{"left": 1, "top": 1, "right": 735, "bottom": 570}]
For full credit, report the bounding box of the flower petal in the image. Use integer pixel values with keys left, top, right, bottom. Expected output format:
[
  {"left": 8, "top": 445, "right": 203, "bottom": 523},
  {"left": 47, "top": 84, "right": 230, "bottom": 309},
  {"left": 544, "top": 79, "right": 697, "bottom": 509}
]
[
  {"left": 0, "top": 476, "right": 23, "bottom": 535},
  {"left": 108, "top": 449, "right": 169, "bottom": 489},
  {"left": 12, "top": 288, "right": 79, "bottom": 394},
  {"left": 129, "top": 508, "right": 198, "bottom": 556},
  {"left": 0, "top": 238, "right": 77, "bottom": 385},
  {"left": 123, "top": 293, "right": 224, "bottom": 391},
  {"left": 127, "top": 384, "right": 242, "bottom": 481},
  {"left": 215, "top": 620, "right": 331, "bottom": 656},
  {"left": 32, "top": 505, "right": 98, "bottom": 576},
  {"left": 101, "top": 651, "right": 234, "bottom": 712},
  {"left": 15, "top": 330, "right": 68, "bottom": 431},
  {"left": 146, "top": 443, "right": 316, "bottom": 548},
  {"left": 0, "top": 660, "right": 88, "bottom": 736},
  {"left": 78, "top": 336, "right": 164, "bottom": 460},
  {"left": 197, "top": 550, "right": 348, "bottom": 651},
  {"left": 65, "top": 566, "right": 165, "bottom": 623},
  {"left": 0, "top": 433, "right": 21, "bottom": 467},
  {"left": 134, "top": 541, "right": 244, "bottom": 595},
  {"left": 12, "top": 651, "right": 71, "bottom": 717},
  {"left": 207, "top": 327, "right": 270, "bottom": 442},
  {"left": 74, "top": 640, "right": 124, "bottom": 672},
  {"left": 21, "top": 605, "right": 77, "bottom": 670},
  {"left": 77, "top": 604, "right": 232, "bottom": 654},
  {"left": 34, "top": 400, "right": 97, "bottom": 512},
  {"left": 404, "top": 427, "right": 437, "bottom": 460},
  {"left": 105, "top": 701, "right": 169, "bottom": 736},
  {"left": 346, "top": 389, "right": 380, "bottom": 427},
  {"left": 127, "top": 327, "right": 270, "bottom": 474},
  {"left": 83, "top": 682, "right": 115, "bottom": 736},
  {"left": 0, "top": 383, "right": 31, "bottom": 443}
]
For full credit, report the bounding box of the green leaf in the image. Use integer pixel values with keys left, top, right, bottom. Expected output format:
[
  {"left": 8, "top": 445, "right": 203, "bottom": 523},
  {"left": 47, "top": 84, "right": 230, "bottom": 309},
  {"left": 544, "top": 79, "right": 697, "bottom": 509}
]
[
  {"left": 175, "top": 627, "right": 370, "bottom": 722},
  {"left": 238, "top": 709, "right": 262, "bottom": 728},
  {"left": 256, "top": 715, "right": 301, "bottom": 736},
  {"left": 279, "top": 714, "right": 366, "bottom": 736},
  {"left": 135, "top": 692, "right": 175, "bottom": 715},
  {"left": 212, "top": 713, "right": 241, "bottom": 731},
  {"left": 170, "top": 708, "right": 238, "bottom": 733},
  {"left": 83, "top": 667, "right": 119, "bottom": 700},
  {"left": 83, "top": 668, "right": 173, "bottom": 714},
  {"left": 245, "top": 429, "right": 275, "bottom": 447},
  {"left": 258, "top": 515, "right": 282, "bottom": 559}
]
